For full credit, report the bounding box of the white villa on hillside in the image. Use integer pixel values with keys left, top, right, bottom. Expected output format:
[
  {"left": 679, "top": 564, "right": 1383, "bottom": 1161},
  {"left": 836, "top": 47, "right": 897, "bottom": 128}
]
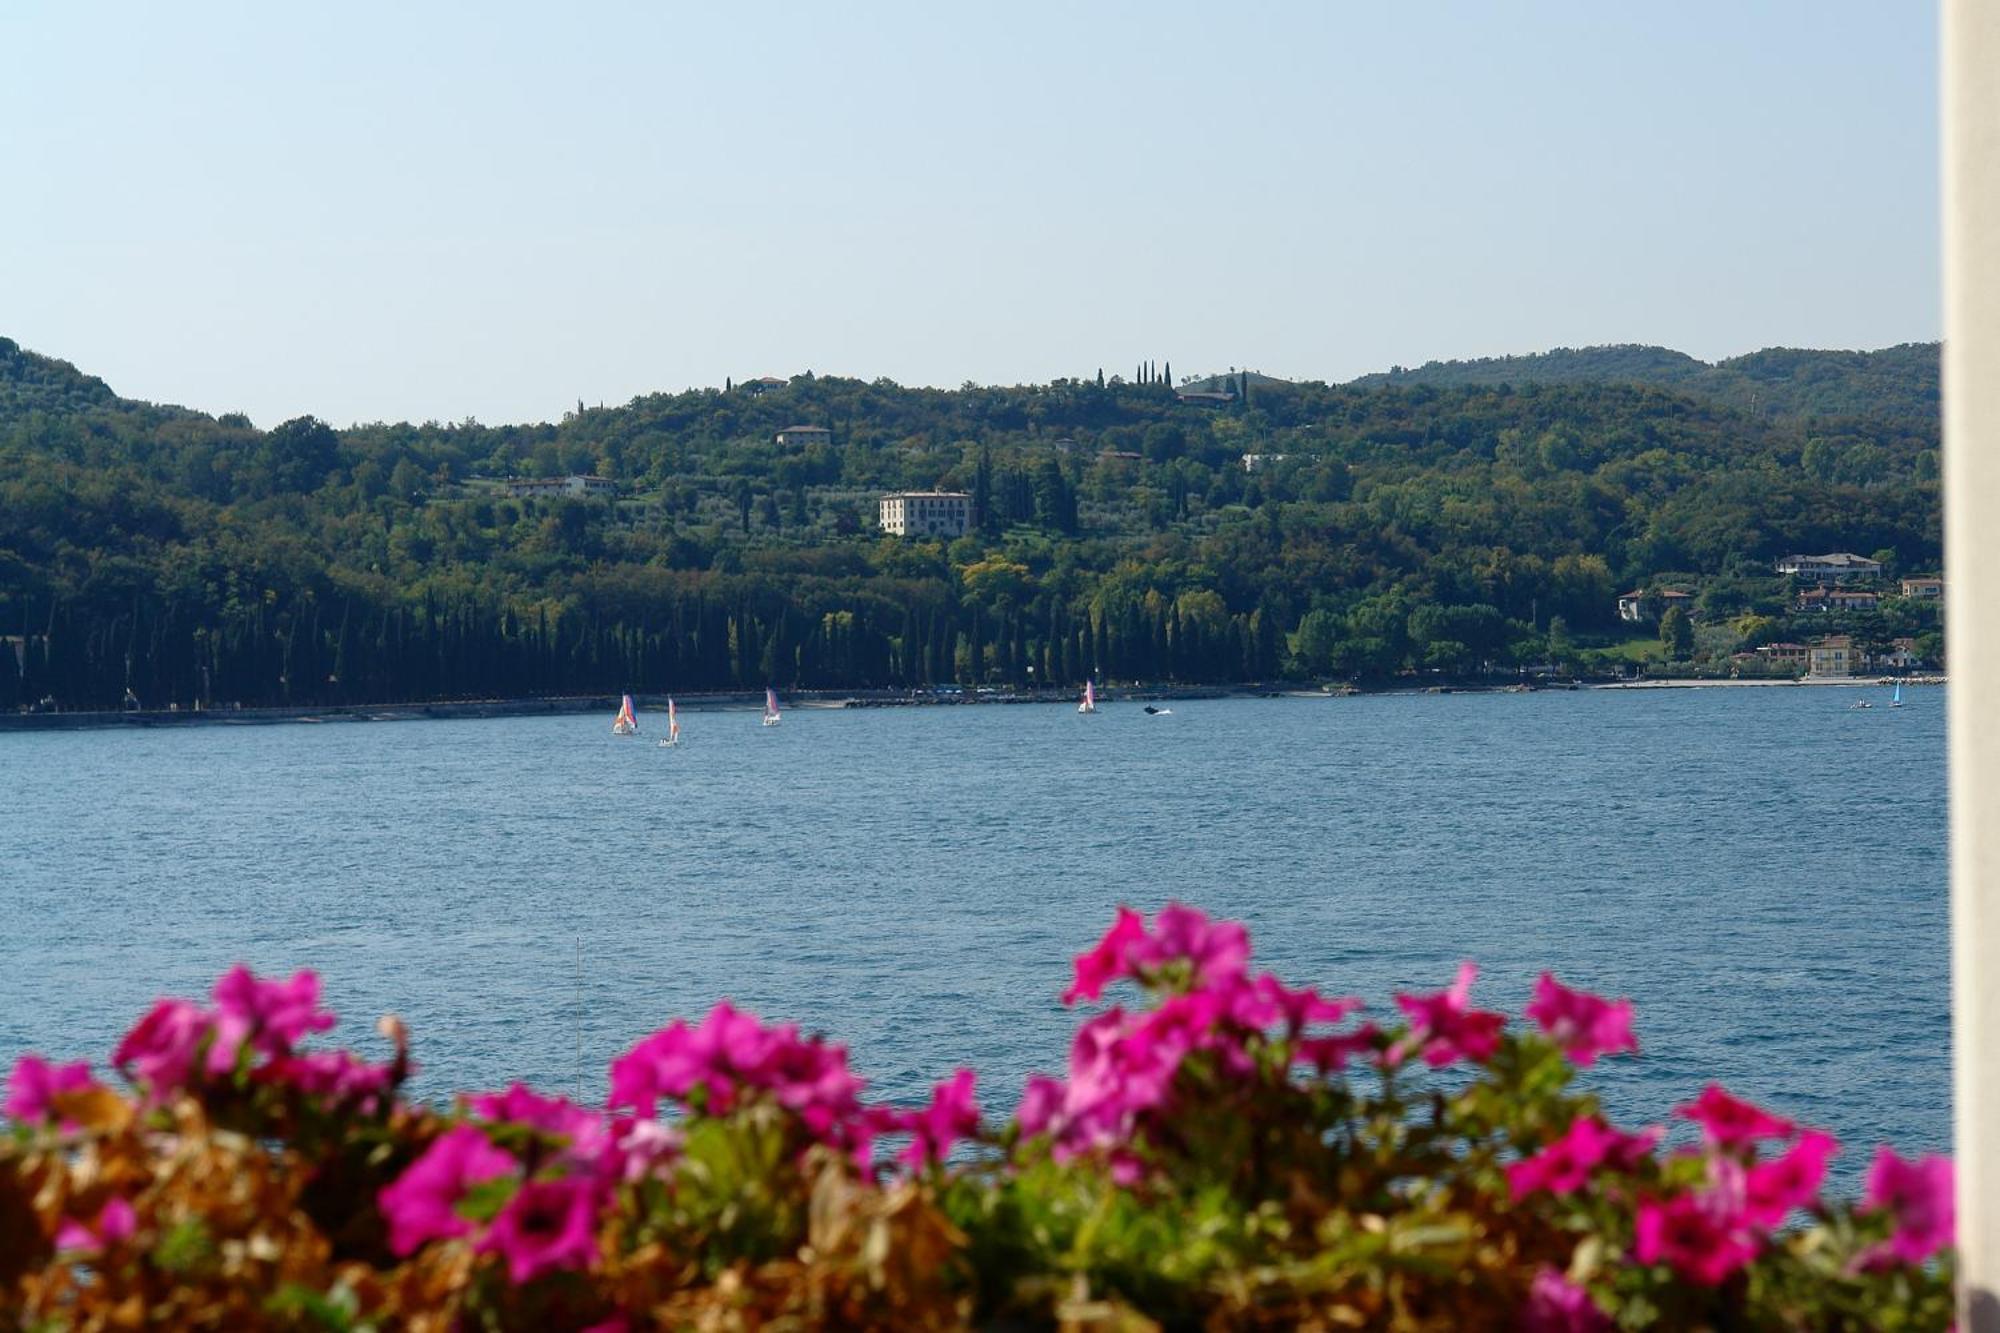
[
  {"left": 1776, "top": 552, "right": 1884, "bottom": 584},
  {"left": 775, "top": 424, "right": 832, "bottom": 447},
  {"left": 879, "top": 492, "right": 971, "bottom": 538},
  {"left": 503, "top": 475, "right": 617, "bottom": 499}
]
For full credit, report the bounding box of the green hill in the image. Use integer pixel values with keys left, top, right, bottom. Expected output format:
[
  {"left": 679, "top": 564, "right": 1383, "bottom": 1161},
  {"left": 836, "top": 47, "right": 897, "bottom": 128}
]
[{"left": 0, "top": 336, "right": 1941, "bottom": 710}]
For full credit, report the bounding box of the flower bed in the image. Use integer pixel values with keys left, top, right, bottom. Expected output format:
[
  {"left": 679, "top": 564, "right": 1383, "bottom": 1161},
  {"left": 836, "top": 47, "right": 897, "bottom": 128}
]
[{"left": 0, "top": 906, "right": 1954, "bottom": 1330}]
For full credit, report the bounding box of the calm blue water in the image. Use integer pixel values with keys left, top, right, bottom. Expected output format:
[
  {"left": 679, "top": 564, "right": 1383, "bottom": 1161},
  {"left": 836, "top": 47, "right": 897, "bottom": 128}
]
[{"left": 0, "top": 688, "right": 1948, "bottom": 1181}]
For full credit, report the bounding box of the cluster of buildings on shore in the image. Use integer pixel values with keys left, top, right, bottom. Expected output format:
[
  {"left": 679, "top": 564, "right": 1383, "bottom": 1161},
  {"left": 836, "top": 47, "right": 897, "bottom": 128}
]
[
  {"left": 1733, "top": 634, "right": 1923, "bottom": 678},
  {"left": 1617, "top": 551, "right": 1943, "bottom": 678}
]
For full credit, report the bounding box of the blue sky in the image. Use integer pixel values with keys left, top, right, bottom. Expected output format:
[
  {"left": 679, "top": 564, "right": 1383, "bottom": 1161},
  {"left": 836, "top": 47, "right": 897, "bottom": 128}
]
[{"left": 0, "top": 2, "right": 1937, "bottom": 426}]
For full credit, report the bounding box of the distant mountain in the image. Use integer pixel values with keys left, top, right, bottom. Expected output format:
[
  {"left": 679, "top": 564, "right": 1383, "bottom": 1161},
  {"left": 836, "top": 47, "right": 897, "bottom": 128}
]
[{"left": 1349, "top": 342, "right": 1938, "bottom": 425}]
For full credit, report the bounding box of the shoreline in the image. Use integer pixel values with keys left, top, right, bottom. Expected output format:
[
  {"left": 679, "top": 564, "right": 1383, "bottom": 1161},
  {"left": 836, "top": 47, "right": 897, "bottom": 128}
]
[{"left": 0, "top": 674, "right": 1945, "bottom": 734}]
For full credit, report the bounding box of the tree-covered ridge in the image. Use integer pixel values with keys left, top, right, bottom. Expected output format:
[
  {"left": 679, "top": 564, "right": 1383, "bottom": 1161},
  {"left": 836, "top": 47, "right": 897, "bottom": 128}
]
[
  {"left": 0, "top": 337, "right": 1940, "bottom": 711},
  {"left": 1349, "top": 341, "right": 1940, "bottom": 425}
]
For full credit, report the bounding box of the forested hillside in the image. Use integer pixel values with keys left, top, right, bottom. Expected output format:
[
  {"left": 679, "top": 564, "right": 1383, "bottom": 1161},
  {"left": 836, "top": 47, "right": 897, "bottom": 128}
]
[
  {"left": 0, "top": 336, "right": 1940, "bottom": 710},
  {"left": 1350, "top": 342, "right": 1940, "bottom": 425}
]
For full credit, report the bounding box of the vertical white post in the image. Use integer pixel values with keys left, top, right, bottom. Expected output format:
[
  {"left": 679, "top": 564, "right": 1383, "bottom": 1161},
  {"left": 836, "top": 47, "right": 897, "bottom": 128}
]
[{"left": 1946, "top": 1, "right": 2000, "bottom": 1325}]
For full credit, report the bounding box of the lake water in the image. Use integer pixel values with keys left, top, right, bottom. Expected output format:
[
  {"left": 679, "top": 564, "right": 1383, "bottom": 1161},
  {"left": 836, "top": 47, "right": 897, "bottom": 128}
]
[{"left": 0, "top": 688, "right": 1949, "bottom": 1181}]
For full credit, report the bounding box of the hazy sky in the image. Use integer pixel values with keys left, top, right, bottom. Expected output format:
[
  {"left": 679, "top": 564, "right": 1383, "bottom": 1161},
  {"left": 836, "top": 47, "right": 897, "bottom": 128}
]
[{"left": 0, "top": 3, "right": 1937, "bottom": 427}]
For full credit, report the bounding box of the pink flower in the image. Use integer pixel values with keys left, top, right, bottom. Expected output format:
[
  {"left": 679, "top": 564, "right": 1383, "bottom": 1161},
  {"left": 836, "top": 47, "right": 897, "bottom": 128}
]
[
  {"left": 1507, "top": 1117, "right": 1651, "bottom": 1200},
  {"left": 1859, "top": 1146, "right": 1954, "bottom": 1266},
  {"left": 378, "top": 1125, "right": 520, "bottom": 1256},
  {"left": 1674, "top": 1084, "right": 1796, "bottom": 1148},
  {"left": 1525, "top": 974, "right": 1637, "bottom": 1067},
  {"left": 1297, "top": 1023, "right": 1382, "bottom": 1074},
  {"left": 1743, "top": 1128, "right": 1838, "bottom": 1226},
  {"left": 1016, "top": 1075, "right": 1066, "bottom": 1137},
  {"left": 1634, "top": 1191, "right": 1760, "bottom": 1285},
  {"left": 207, "top": 966, "right": 336, "bottom": 1074},
  {"left": 477, "top": 1175, "right": 601, "bottom": 1283},
  {"left": 611, "top": 1001, "right": 786, "bottom": 1114},
  {"left": 1133, "top": 903, "right": 1250, "bottom": 990},
  {"left": 260, "top": 1050, "right": 395, "bottom": 1108},
  {"left": 53, "top": 1196, "right": 136, "bottom": 1255},
  {"left": 467, "top": 1083, "right": 601, "bottom": 1140},
  {"left": 112, "top": 998, "right": 210, "bottom": 1098},
  {"left": 1063, "top": 906, "right": 1148, "bottom": 1004},
  {"left": 1025, "top": 1002, "right": 1204, "bottom": 1163},
  {"left": 4, "top": 1055, "right": 97, "bottom": 1125},
  {"left": 901, "top": 1069, "right": 980, "bottom": 1167},
  {"left": 1393, "top": 963, "right": 1506, "bottom": 1067},
  {"left": 1523, "top": 1268, "right": 1610, "bottom": 1332},
  {"left": 1253, "top": 973, "right": 1363, "bottom": 1035},
  {"left": 608, "top": 1003, "right": 876, "bottom": 1157},
  {"left": 1062, "top": 904, "right": 1255, "bottom": 1005}
]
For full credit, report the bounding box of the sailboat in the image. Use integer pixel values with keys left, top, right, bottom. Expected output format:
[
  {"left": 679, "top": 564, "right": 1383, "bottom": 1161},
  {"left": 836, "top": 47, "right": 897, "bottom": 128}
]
[
  {"left": 612, "top": 693, "right": 638, "bottom": 735},
  {"left": 1890, "top": 681, "right": 1905, "bottom": 709},
  {"left": 657, "top": 697, "right": 682, "bottom": 747},
  {"left": 762, "top": 687, "right": 782, "bottom": 727},
  {"left": 1079, "top": 679, "right": 1098, "bottom": 714}
]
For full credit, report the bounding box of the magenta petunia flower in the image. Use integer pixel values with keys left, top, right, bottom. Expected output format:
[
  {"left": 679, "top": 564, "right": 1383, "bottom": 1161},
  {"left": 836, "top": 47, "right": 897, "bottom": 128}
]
[
  {"left": 112, "top": 998, "right": 211, "bottom": 1098},
  {"left": 260, "top": 1050, "right": 395, "bottom": 1108},
  {"left": 54, "top": 1195, "right": 136, "bottom": 1255},
  {"left": 1507, "top": 1116, "right": 1647, "bottom": 1200},
  {"left": 1524, "top": 974, "right": 1638, "bottom": 1067},
  {"left": 1859, "top": 1145, "right": 1954, "bottom": 1266},
  {"left": 1133, "top": 903, "right": 1251, "bottom": 990},
  {"left": 1674, "top": 1084, "right": 1797, "bottom": 1148},
  {"left": 476, "top": 1175, "right": 601, "bottom": 1284},
  {"left": 1252, "top": 973, "right": 1363, "bottom": 1035},
  {"left": 3, "top": 1054, "right": 97, "bottom": 1125},
  {"left": 1522, "top": 1267, "right": 1611, "bottom": 1332},
  {"left": 1634, "top": 1190, "right": 1760, "bottom": 1285},
  {"left": 608, "top": 1002, "right": 879, "bottom": 1158},
  {"left": 1393, "top": 963, "right": 1506, "bottom": 1067},
  {"left": 901, "top": 1068, "right": 980, "bottom": 1167},
  {"left": 208, "top": 965, "right": 337, "bottom": 1074},
  {"left": 1062, "top": 906, "right": 1148, "bottom": 1005},
  {"left": 1297, "top": 1023, "right": 1381, "bottom": 1074},
  {"left": 1015, "top": 1074, "right": 1066, "bottom": 1137},
  {"left": 466, "top": 1082, "right": 603, "bottom": 1140},
  {"left": 1743, "top": 1128, "right": 1838, "bottom": 1226},
  {"left": 377, "top": 1125, "right": 520, "bottom": 1256}
]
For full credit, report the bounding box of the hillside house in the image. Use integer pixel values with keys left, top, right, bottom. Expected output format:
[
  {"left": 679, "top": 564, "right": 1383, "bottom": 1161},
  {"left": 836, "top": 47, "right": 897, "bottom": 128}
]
[
  {"left": 879, "top": 492, "right": 971, "bottom": 538},
  {"left": 1797, "top": 587, "right": 1882, "bottom": 613},
  {"left": 503, "top": 475, "right": 617, "bottom": 499},
  {"left": 1617, "top": 589, "right": 1695, "bottom": 624},
  {"left": 1776, "top": 552, "right": 1884, "bottom": 584},
  {"left": 774, "top": 424, "right": 832, "bottom": 447},
  {"left": 1901, "top": 577, "right": 1945, "bottom": 600}
]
